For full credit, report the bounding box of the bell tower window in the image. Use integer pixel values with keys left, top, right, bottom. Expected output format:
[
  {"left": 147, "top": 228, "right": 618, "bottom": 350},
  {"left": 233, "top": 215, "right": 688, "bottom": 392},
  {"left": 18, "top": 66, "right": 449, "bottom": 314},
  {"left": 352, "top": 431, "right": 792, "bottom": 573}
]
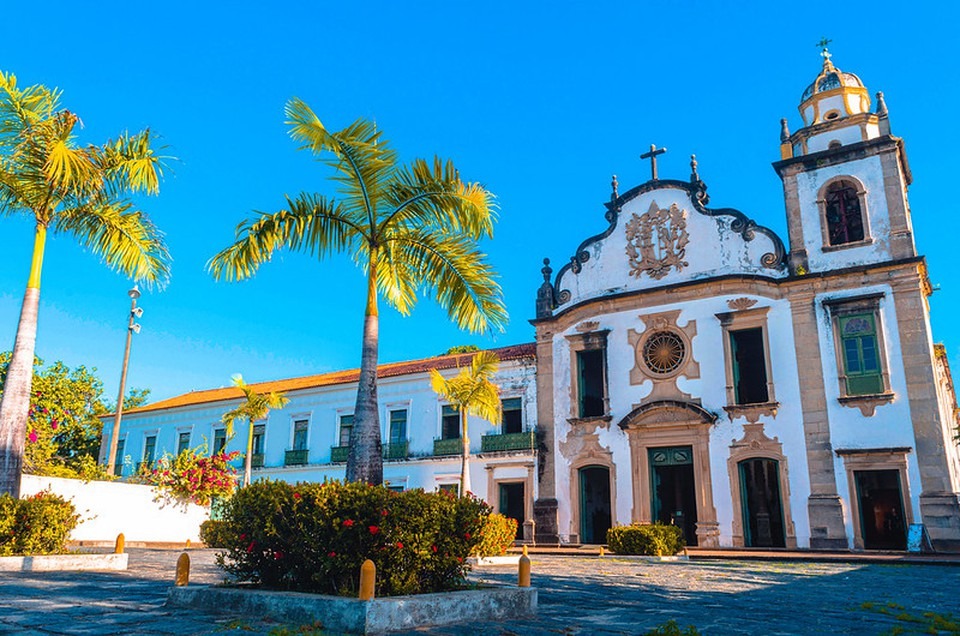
[{"left": 825, "top": 180, "right": 865, "bottom": 246}]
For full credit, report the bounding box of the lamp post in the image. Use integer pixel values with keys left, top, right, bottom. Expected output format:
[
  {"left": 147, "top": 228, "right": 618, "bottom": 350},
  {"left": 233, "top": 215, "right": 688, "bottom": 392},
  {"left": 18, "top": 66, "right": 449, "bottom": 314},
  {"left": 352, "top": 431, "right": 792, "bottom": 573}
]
[{"left": 105, "top": 286, "right": 142, "bottom": 476}]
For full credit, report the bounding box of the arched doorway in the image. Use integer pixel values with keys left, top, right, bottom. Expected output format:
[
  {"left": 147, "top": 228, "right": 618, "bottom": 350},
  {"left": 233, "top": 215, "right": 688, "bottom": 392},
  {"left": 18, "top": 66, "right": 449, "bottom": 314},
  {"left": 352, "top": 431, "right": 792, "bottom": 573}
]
[
  {"left": 738, "top": 458, "right": 786, "bottom": 548},
  {"left": 579, "top": 465, "right": 611, "bottom": 544}
]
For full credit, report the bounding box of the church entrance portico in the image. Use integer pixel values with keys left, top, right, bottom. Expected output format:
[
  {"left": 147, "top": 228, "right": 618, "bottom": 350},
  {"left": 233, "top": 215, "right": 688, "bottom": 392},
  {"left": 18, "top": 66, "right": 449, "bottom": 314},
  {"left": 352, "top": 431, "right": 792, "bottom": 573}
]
[{"left": 619, "top": 401, "right": 721, "bottom": 548}]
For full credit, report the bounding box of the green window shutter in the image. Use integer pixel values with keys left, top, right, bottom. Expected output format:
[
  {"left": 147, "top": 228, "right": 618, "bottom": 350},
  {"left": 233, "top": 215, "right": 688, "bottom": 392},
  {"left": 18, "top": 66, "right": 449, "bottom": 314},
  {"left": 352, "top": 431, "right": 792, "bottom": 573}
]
[
  {"left": 839, "top": 313, "right": 882, "bottom": 396},
  {"left": 730, "top": 332, "right": 742, "bottom": 398}
]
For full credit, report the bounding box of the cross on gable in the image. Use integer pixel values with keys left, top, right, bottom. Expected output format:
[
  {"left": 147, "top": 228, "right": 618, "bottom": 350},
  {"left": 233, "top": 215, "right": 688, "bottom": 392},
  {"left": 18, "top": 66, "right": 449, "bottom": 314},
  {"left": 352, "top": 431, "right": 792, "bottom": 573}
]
[{"left": 640, "top": 144, "right": 667, "bottom": 181}]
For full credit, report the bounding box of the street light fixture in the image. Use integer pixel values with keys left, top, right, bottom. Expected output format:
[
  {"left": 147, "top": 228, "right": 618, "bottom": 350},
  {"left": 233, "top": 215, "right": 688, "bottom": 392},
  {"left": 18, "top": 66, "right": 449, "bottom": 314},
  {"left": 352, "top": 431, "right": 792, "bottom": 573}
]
[{"left": 105, "top": 286, "right": 143, "bottom": 477}]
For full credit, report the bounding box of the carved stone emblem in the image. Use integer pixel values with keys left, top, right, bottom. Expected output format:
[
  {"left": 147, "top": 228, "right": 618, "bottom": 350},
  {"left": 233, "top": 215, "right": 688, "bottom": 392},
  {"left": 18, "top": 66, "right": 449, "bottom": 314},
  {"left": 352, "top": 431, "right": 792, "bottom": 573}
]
[
  {"left": 727, "top": 297, "right": 758, "bottom": 311},
  {"left": 625, "top": 201, "right": 690, "bottom": 280}
]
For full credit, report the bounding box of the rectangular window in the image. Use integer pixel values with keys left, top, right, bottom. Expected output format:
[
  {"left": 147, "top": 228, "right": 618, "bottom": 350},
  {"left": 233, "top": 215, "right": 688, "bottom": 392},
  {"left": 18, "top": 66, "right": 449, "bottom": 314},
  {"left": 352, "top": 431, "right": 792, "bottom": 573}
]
[
  {"left": 213, "top": 428, "right": 227, "bottom": 454},
  {"left": 177, "top": 431, "right": 191, "bottom": 456},
  {"left": 577, "top": 349, "right": 605, "bottom": 417},
  {"left": 502, "top": 397, "right": 523, "bottom": 434},
  {"left": 252, "top": 424, "right": 265, "bottom": 455},
  {"left": 387, "top": 484, "right": 405, "bottom": 493},
  {"left": 730, "top": 328, "right": 769, "bottom": 405},
  {"left": 143, "top": 435, "right": 157, "bottom": 463},
  {"left": 293, "top": 419, "right": 309, "bottom": 450},
  {"left": 388, "top": 409, "right": 407, "bottom": 444},
  {"left": 338, "top": 415, "right": 354, "bottom": 447},
  {"left": 840, "top": 313, "right": 883, "bottom": 395},
  {"left": 439, "top": 483, "right": 459, "bottom": 494},
  {"left": 114, "top": 439, "right": 125, "bottom": 476},
  {"left": 441, "top": 405, "right": 460, "bottom": 440}
]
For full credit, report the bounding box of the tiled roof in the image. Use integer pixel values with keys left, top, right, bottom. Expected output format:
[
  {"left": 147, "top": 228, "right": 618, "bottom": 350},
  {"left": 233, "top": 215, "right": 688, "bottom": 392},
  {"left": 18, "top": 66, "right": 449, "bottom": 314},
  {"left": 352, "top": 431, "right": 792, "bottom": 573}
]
[{"left": 120, "top": 343, "right": 536, "bottom": 416}]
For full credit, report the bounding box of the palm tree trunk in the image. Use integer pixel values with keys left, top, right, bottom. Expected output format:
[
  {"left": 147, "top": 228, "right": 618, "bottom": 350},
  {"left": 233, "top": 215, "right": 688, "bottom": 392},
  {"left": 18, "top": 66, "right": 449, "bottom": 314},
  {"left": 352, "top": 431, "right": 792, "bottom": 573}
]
[
  {"left": 346, "top": 249, "right": 383, "bottom": 485},
  {"left": 244, "top": 417, "right": 254, "bottom": 487},
  {"left": 460, "top": 406, "right": 471, "bottom": 497},
  {"left": 0, "top": 224, "right": 47, "bottom": 497}
]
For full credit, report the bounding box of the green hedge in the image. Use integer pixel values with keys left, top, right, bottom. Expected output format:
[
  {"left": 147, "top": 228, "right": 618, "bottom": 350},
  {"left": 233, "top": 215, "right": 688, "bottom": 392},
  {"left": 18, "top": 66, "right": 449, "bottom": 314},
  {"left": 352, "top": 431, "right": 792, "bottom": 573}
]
[
  {"left": 473, "top": 513, "right": 517, "bottom": 556},
  {"left": 606, "top": 523, "right": 684, "bottom": 556},
  {"left": 199, "top": 519, "right": 229, "bottom": 548},
  {"left": 214, "top": 480, "right": 490, "bottom": 596},
  {"left": 0, "top": 492, "right": 79, "bottom": 556}
]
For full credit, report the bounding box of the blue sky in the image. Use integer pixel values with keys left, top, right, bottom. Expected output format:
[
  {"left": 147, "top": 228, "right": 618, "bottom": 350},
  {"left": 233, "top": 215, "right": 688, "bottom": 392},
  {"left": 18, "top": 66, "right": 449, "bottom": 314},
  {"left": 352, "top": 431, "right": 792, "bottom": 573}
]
[{"left": 1, "top": 2, "right": 958, "bottom": 402}]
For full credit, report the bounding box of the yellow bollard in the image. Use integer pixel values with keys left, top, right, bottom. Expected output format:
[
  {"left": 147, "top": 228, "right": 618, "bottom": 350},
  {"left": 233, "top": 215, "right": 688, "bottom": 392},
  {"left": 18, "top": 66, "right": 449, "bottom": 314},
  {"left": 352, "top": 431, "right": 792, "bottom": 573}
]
[
  {"left": 114, "top": 533, "right": 125, "bottom": 554},
  {"left": 522, "top": 544, "right": 528, "bottom": 557},
  {"left": 518, "top": 551, "right": 531, "bottom": 587},
  {"left": 358, "top": 559, "right": 376, "bottom": 600},
  {"left": 175, "top": 552, "right": 190, "bottom": 587},
  {"left": 599, "top": 546, "right": 605, "bottom": 557},
  {"left": 185, "top": 539, "right": 191, "bottom": 550}
]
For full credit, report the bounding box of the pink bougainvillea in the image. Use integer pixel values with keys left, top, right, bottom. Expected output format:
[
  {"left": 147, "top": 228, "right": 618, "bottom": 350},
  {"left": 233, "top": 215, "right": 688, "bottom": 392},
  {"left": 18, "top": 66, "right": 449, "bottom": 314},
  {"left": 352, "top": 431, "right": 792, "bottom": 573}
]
[{"left": 146, "top": 448, "right": 240, "bottom": 507}]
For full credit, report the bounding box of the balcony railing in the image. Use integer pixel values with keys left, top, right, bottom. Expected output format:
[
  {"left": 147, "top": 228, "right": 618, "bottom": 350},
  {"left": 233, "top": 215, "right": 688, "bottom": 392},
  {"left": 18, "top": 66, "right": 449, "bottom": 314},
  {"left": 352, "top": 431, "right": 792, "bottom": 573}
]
[
  {"left": 481, "top": 430, "right": 536, "bottom": 453},
  {"left": 251, "top": 453, "right": 264, "bottom": 469},
  {"left": 383, "top": 441, "right": 409, "bottom": 460},
  {"left": 433, "top": 437, "right": 463, "bottom": 456},
  {"left": 284, "top": 449, "right": 309, "bottom": 466},
  {"left": 330, "top": 446, "right": 350, "bottom": 463}
]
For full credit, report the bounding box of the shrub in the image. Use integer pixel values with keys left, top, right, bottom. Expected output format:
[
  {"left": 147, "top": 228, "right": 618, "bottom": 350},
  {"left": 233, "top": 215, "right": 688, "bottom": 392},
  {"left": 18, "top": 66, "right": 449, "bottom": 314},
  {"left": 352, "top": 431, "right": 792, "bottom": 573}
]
[
  {"left": 199, "top": 519, "right": 229, "bottom": 548},
  {"left": 0, "top": 491, "right": 79, "bottom": 556},
  {"left": 146, "top": 447, "right": 240, "bottom": 507},
  {"left": 215, "top": 480, "right": 490, "bottom": 596},
  {"left": 606, "top": 523, "right": 685, "bottom": 556},
  {"left": 473, "top": 513, "right": 517, "bottom": 556}
]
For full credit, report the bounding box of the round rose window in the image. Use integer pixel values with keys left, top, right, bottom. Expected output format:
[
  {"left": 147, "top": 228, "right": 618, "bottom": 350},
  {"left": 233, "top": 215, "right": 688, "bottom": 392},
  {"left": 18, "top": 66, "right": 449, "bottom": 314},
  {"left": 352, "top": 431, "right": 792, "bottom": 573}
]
[{"left": 642, "top": 331, "right": 686, "bottom": 374}]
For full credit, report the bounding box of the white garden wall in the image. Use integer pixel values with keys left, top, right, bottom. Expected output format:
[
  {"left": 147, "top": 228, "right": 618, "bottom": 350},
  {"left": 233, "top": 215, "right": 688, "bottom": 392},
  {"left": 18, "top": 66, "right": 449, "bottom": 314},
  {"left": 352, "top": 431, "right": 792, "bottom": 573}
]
[{"left": 19, "top": 474, "right": 209, "bottom": 543}]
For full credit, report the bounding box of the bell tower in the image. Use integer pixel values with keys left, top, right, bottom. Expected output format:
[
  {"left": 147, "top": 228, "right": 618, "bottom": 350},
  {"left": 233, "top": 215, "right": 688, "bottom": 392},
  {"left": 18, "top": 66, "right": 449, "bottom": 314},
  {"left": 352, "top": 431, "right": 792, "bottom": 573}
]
[{"left": 774, "top": 47, "right": 916, "bottom": 275}]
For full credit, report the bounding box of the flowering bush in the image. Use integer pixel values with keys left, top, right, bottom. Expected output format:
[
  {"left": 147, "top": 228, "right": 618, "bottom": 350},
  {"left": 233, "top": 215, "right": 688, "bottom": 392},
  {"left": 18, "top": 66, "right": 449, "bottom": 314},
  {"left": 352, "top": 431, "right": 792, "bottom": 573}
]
[
  {"left": 146, "top": 447, "right": 240, "bottom": 507},
  {"left": 0, "top": 491, "right": 79, "bottom": 556},
  {"left": 473, "top": 513, "right": 518, "bottom": 556},
  {"left": 215, "top": 480, "right": 489, "bottom": 596}
]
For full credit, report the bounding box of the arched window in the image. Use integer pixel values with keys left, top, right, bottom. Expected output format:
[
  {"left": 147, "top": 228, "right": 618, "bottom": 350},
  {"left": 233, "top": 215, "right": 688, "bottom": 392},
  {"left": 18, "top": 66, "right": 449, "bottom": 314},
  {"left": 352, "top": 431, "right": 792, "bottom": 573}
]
[{"left": 825, "top": 180, "right": 865, "bottom": 245}]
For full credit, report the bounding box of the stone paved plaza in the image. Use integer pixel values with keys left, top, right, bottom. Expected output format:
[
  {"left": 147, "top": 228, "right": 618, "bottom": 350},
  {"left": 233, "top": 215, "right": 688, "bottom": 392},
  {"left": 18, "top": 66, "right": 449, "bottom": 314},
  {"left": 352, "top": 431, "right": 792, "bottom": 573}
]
[{"left": 0, "top": 549, "right": 957, "bottom": 635}]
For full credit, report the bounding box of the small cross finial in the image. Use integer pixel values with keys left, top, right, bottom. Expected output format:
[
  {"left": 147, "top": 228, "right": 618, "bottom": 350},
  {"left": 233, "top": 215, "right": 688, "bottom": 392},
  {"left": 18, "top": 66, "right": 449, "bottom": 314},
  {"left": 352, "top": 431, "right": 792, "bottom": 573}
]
[
  {"left": 611, "top": 174, "right": 619, "bottom": 200},
  {"left": 640, "top": 144, "right": 667, "bottom": 181},
  {"left": 817, "top": 37, "right": 833, "bottom": 63},
  {"left": 689, "top": 155, "right": 699, "bottom": 182}
]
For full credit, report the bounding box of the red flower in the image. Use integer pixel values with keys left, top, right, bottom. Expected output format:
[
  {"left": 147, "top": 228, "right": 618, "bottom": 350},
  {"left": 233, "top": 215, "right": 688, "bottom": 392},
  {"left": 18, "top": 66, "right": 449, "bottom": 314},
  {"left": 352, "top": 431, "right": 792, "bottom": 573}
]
[
  {"left": 369, "top": 525, "right": 380, "bottom": 535},
  {"left": 396, "top": 542, "right": 403, "bottom": 549},
  {"left": 51, "top": 420, "right": 59, "bottom": 430},
  {"left": 342, "top": 519, "right": 355, "bottom": 528},
  {"left": 381, "top": 509, "right": 388, "bottom": 516},
  {"left": 457, "top": 556, "right": 463, "bottom": 563},
  {"left": 273, "top": 551, "right": 283, "bottom": 560},
  {"left": 327, "top": 551, "right": 337, "bottom": 557},
  {"left": 293, "top": 492, "right": 301, "bottom": 500},
  {"left": 28, "top": 430, "right": 37, "bottom": 443},
  {"left": 246, "top": 541, "right": 256, "bottom": 553},
  {"left": 431, "top": 544, "right": 438, "bottom": 553},
  {"left": 239, "top": 533, "right": 247, "bottom": 541},
  {"left": 464, "top": 532, "right": 471, "bottom": 540}
]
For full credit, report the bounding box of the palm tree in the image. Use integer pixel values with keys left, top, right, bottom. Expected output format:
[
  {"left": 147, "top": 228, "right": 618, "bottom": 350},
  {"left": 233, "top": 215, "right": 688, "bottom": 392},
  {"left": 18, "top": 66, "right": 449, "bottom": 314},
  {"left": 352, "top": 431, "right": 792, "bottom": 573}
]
[
  {"left": 209, "top": 100, "right": 507, "bottom": 485},
  {"left": 220, "top": 374, "right": 289, "bottom": 487},
  {"left": 0, "top": 71, "right": 170, "bottom": 497},
  {"left": 430, "top": 351, "right": 502, "bottom": 496}
]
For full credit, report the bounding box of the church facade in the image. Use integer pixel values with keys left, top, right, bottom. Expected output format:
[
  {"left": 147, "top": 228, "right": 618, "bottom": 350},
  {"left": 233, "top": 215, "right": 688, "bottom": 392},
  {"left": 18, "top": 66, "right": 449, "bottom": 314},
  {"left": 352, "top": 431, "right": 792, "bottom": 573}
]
[
  {"left": 104, "top": 54, "right": 960, "bottom": 551},
  {"left": 531, "top": 52, "right": 960, "bottom": 551}
]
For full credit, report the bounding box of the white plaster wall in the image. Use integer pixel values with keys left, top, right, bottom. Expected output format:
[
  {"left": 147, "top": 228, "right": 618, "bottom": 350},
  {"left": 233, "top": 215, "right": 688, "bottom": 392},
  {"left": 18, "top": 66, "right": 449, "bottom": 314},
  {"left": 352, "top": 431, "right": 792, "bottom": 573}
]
[
  {"left": 796, "top": 155, "right": 891, "bottom": 272},
  {"left": 550, "top": 294, "right": 813, "bottom": 546},
  {"left": 814, "top": 285, "right": 921, "bottom": 547},
  {"left": 555, "top": 187, "right": 786, "bottom": 309},
  {"left": 19, "top": 474, "right": 209, "bottom": 543},
  {"left": 806, "top": 125, "right": 866, "bottom": 154}
]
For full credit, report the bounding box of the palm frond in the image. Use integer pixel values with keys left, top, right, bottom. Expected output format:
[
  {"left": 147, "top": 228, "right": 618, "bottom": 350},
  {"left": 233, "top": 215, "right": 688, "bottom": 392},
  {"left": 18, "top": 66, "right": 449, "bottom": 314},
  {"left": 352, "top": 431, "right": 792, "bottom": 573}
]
[
  {"left": 208, "top": 193, "right": 365, "bottom": 281},
  {"left": 54, "top": 199, "right": 171, "bottom": 289},
  {"left": 0, "top": 70, "right": 60, "bottom": 146},
  {"left": 285, "top": 99, "right": 397, "bottom": 231},
  {"left": 381, "top": 157, "right": 496, "bottom": 239},
  {"left": 95, "top": 128, "right": 168, "bottom": 196},
  {"left": 384, "top": 229, "right": 508, "bottom": 334}
]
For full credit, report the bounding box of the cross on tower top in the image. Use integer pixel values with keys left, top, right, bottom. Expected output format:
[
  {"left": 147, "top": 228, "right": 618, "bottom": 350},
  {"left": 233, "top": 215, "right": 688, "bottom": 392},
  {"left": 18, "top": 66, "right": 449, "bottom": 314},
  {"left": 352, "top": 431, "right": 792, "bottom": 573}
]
[
  {"left": 817, "top": 37, "right": 832, "bottom": 62},
  {"left": 640, "top": 144, "right": 667, "bottom": 181}
]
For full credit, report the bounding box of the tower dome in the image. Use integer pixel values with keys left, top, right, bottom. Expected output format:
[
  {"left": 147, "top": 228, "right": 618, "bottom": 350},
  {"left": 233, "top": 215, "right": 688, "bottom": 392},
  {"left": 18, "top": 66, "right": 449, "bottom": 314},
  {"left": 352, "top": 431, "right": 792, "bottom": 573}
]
[{"left": 798, "top": 50, "right": 870, "bottom": 126}]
